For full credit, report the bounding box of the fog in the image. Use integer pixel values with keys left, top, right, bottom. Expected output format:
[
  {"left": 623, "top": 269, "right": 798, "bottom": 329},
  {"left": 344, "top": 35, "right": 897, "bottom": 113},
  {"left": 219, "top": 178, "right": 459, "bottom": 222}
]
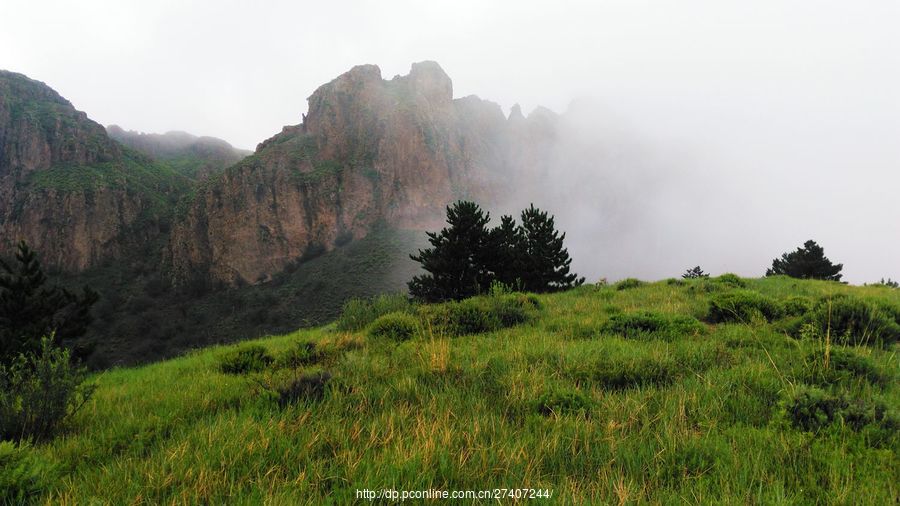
[{"left": 2, "top": 1, "right": 897, "bottom": 283}]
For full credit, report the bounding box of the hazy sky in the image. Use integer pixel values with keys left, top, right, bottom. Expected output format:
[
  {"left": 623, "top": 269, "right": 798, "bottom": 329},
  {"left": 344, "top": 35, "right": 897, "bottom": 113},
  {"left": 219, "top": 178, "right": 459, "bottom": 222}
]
[{"left": 2, "top": 1, "right": 898, "bottom": 283}]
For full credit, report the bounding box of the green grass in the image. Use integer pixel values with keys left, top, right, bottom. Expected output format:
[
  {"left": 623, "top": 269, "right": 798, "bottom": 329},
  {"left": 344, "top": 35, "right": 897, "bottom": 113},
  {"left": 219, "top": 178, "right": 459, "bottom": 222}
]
[{"left": 14, "top": 277, "right": 900, "bottom": 503}]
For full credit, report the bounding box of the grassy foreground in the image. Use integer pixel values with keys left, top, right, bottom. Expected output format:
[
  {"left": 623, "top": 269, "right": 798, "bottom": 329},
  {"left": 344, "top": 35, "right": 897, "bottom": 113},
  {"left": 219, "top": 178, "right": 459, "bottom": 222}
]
[{"left": 16, "top": 277, "right": 900, "bottom": 503}]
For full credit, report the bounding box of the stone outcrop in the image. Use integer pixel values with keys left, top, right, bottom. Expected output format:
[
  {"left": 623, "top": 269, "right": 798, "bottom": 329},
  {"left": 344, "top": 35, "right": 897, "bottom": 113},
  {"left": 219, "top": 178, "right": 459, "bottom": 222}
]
[{"left": 169, "top": 61, "right": 556, "bottom": 285}]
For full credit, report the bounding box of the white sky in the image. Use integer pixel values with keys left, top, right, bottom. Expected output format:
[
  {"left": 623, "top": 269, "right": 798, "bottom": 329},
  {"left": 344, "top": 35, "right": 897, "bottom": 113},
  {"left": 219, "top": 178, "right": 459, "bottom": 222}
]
[{"left": 2, "top": 0, "right": 898, "bottom": 283}]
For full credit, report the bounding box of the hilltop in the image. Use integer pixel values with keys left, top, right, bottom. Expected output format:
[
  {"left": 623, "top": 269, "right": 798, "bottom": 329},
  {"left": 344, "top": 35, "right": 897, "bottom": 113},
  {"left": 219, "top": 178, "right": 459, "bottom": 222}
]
[{"left": 10, "top": 276, "right": 899, "bottom": 503}]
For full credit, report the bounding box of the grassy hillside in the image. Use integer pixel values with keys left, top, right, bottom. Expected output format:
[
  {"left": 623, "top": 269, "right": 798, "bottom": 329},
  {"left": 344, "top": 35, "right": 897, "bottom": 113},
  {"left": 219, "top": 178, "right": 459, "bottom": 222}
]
[{"left": 12, "top": 276, "right": 900, "bottom": 503}]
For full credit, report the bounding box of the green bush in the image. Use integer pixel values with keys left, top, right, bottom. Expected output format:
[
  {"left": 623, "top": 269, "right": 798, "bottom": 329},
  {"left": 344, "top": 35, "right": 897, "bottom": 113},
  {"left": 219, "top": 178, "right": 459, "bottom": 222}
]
[
  {"left": 807, "top": 297, "right": 900, "bottom": 347},
  {"left": 589, "top": 358, "right": 676, "bottom": 390},
  {"left": 706, "top": 290, "right": 781, "bottom": 323},
  {"left": 782, "top": 296, "right": 814, "bottom": 317},
  {"left": 275, "top": 341, "right": 318, "bottom": 369},
  {"left": 798, "top": 349, "right": 889, "bottom": 387},
  {"left": 336, "top": 293, "right": 413, "bottom": 331},
  {"left": 419, "top": 293, "right": 536, "bottom": 337},
  {"left": 368, "top": 312, "right": 420, "bottom": 341},
  {"left": 715, "top": 273, "right": 746, "bottom": 288},
  {"left": 665, "top": 278, "right": 686, "bottom": 286},
  {"left": 0, "top": 338, "right": 95, "bottom": 442},
  {"left": 615, "top": 278, "right": 644, "bottom": 290},
  {"left": 602, "top": 311, "right": 704, "bottom": 340},
  {"left": 784, "top": 387, "right": 898, "bottom": 432},
  {"left": 0, "top": 442, "right": 54, "bottom": 504},
  {"left": 536, "top": 387, "right": 592, "bottom": 416},
  {"left": 218, "top": 345, "right": 273, "bottom": 374}
]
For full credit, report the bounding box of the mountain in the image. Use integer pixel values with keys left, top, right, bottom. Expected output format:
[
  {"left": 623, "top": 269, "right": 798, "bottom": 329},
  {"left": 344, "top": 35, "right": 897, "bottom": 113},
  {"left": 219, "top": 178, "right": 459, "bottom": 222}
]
[
  {"left": 106, "top": 126, "right": 250, "bottom": 180},
  {"left": 0, "top": 70, "right": 186, "bottom": 271},
  {"left": 0, "top": 62, "right": 559, "bottom": 366},
  {"left": 169, "top": 61, "right": 556, "bottom": 286}
]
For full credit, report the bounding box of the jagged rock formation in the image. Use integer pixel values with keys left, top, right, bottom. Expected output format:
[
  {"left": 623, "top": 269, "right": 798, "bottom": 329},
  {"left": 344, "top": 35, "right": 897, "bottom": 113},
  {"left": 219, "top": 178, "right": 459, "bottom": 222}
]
[
  {"left": 107, "top": 126, "right": 250, "bottom": 180},
  {"left": 170, "top": 61, "right": 557, "bottom": 285},
  {"left": 0, "top": 70, "right": 184, "bottom": 270}
]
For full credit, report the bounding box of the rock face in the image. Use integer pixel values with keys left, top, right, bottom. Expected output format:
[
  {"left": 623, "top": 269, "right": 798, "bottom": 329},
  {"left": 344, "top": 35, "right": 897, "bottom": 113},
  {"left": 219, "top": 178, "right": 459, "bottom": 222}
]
[
  {"left": 169, "top": 61, "right": 555, "bottom": 285},
  {"left": 107, "top": 126, "right": 250, "bottom": 180},
  {"left": 0, "top": 70, "right": 179, "bottom": 270}
]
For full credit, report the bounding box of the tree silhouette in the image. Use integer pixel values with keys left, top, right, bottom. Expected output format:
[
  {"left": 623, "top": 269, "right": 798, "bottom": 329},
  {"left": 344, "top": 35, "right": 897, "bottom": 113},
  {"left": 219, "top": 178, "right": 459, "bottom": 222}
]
[
  {"left": 408, "top": 201, "right": 493, "bottom": 302},
  {"left": 0, "top": 241, "right": 98, "bottom": 364},
  {"left": 682, "top": 266, "right": 709, "bottom": 279},
  {"left": 518, "top": 204, "right": 584, "bottom": 292},
  {"left": 765, "top": 240, "right": 843, "bottom": 281}
]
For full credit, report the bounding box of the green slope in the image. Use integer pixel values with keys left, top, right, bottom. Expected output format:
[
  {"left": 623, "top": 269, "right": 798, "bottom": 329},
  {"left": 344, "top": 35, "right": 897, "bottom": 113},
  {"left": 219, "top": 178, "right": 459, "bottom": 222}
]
[{"left": 16, "top": 277, "right": 900, "bottom": 503}]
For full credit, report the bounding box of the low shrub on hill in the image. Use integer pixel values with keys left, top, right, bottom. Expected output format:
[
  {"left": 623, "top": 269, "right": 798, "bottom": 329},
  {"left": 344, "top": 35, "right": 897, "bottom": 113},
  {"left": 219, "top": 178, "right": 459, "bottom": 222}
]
[
  {"left": 367, "top": 312, "right": 420, "bottom": 341},
  {"left": 0, "top": 338, "right": 95, "bottom": 442},
  {"left": 782, "top": 296, "right": 815, "bottom": 317},
  {"left": 805, "top": 297, "right": 900, "bottom": 347},
  {"left": 275, "top": 341, "right": 319, "bottom": 368},
  {"left": 419, "top": 293, "right": 537, "bottom": 337},
  {"left": 797, "top": 348, "right": 890, "bottom": 388},
  {"left": 602, "top": 311, "right": 705, "bottom": 340},
  {"left": 784, "top": 387, "right": 898, "bottom": 434},
  {"left": 0, "top": 442, "right": 54, "bottom": 504},
  {"left": 615, "top": 278, "right": 644, "bottom": 291},
  {"left": 706, "top": 290, "right": 781, "bottom": 323},
  {"left": 218, "top": 345, "right": 273, "bottom": 374},
  {"left": 536, "top": 387, "right": 593, "bottom": 416},
  {"left": 715, "top": 273, "right": 747, "bottom": 288},
  {"left": 336, "top": 293, "right": 413, "bottom": 332}
]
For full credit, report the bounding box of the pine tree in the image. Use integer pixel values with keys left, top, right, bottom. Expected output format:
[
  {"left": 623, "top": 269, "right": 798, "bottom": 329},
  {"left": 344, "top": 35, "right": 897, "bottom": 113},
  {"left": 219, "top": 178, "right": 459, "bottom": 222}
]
[
  {"left": 408, "top": 201, "right": 493, "bottom": 302},
  {"left": 518, "top": 204, "right": 584, "bottom": 292},
  {"left": 682, "top": 266, "right": 709, "bottom": 279},
  {"left": 0, "top": 241, "right": 98, "bottom": 364},
  {"left": 765, "top": 240, "right": 843, "bottom": 281},
  {"left": 485, "top": 214, "right": 526, "bottom": 289}
]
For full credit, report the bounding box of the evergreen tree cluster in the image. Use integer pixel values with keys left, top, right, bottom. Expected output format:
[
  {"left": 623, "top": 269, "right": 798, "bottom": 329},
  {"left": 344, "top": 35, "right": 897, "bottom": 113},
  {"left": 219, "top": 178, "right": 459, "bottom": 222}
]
[
  {"left": 0, "top": 241, "right": 98, "bottom": 365},
  {"left": 409, "top": 201, "right": 584, "bottom": 302},
  {"left": 682, "top": 266, "right": 709, "bottom": 279},
  {"left": 765, "top": 240, "right": 843, "bottom": 281}
]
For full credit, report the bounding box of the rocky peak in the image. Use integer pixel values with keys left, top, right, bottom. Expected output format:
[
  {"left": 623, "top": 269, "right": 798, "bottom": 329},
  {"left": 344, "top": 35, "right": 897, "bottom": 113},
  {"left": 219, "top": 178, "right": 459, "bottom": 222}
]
[{"left": 403, "top": 61, "right": 453, "bottom": 105}]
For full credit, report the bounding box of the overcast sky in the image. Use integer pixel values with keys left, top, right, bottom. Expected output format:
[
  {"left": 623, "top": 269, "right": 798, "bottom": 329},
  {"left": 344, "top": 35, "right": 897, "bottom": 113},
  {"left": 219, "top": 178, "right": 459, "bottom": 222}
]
[{"left": 2, "top": 1, "right": 898, "bottom": 283}]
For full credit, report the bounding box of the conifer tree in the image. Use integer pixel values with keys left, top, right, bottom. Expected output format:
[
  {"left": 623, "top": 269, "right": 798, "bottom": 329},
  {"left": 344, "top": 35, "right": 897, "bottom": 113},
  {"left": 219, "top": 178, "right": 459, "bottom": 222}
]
[
  {"left": 0, "top": 241, "right": 98, "bottom": 364},
  {"left": 485, "top": 214, "right": 526, "bottom": 288},
  {"left": 682, "top": 266, "right": 709, "bottom": 279},
  {"left": 765, "top": 240, "right": 843, "bottom": 281},
  {"left": 408, "top": 201, "right": 493, "bottom": 302},
  {"left": 518, "top": 204, "right": 584, "bottom": 292}
]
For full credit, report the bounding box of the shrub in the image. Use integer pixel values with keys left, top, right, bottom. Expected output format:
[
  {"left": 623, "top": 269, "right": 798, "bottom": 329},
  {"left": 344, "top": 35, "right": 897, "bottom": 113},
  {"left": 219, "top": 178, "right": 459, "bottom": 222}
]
[
  {"left": 715, "top": 273, "right": 746, "bottom": 288},
  {"left": 275, "top": 341, "right": 318, "bottom": 369},
  {"left": 782, "top": 296, "right": 814, "bottom": 317},
  {"left": 218, "top": 345, "right": 273, "bottom": 374},
  {"left": 0, "top": 337, "right": 95, "bottom": 442},
  {"left": 665, "top": 278, "right": 686, "bottom": 286},
  {"left": 601, "top": 311, "right": 705, "bottom": 340},
  {"left": 589, "top": 358, "right": 676, "bottom": 389},
  {"left": 536, "top": 387, "right": 592, "bottom": 416},
  {"left": 615, "top": 278, "right": 644, "bottom": 290},
  {"left": 367, "top": 312, "right": 420, "bottom": 341},
  {"left": 706, "top": 290, "right": 781, "bottom": 323},
  {"left": 799, "top": 349, "right": 889, "bottom": 387},
  {"left": 336, "top": 293, "right": 413, "bottom": 332},
  {"left": 808, "top": 297, "right": 900, "bottom": 347},
  {"left": 0, "top": 442, "right": 54, "bottom": 504},
  {"left": 276, "top": 371, "right": 332, "bottom": 407},
  {"left": 784, "top": 387, "right": 898, "bottom": 432},
  {"left": 420, "top": 293, "right": 536, "bottom": 337}
]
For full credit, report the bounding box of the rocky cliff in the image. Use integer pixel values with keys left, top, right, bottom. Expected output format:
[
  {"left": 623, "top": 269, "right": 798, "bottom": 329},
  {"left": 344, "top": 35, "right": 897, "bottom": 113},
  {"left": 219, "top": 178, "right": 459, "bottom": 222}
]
[
  {"left": 169, "top": 61, "right": 556, "bottom": 285},
  {"left": 0, "top": 70, "right": 183, "bottom": 270}
]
